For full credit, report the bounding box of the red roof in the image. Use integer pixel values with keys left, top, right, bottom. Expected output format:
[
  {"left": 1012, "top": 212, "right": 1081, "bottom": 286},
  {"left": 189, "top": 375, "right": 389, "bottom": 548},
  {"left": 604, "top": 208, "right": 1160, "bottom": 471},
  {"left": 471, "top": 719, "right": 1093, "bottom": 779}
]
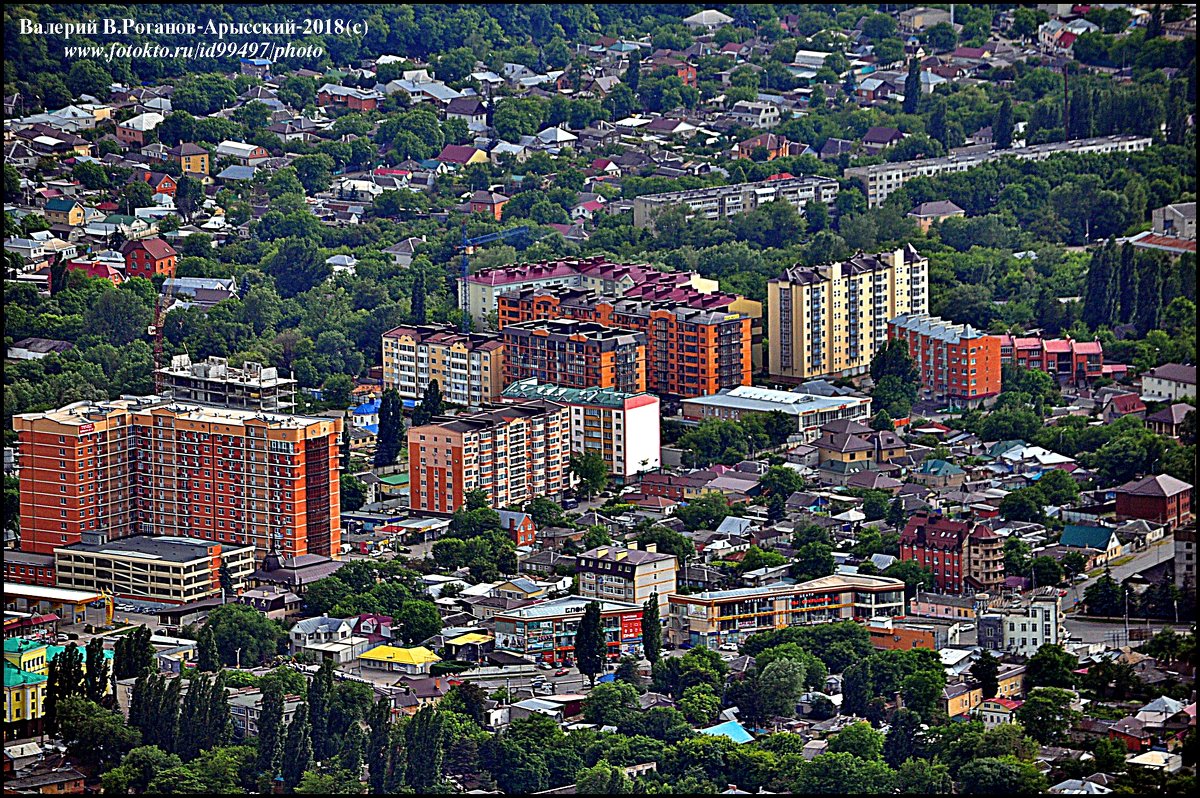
[
  {"left": 121, "top": 237, "right": 177, "bottom": 260},
  {"left": 1073, "top": 341, "right": 1103, "bottom": 355},
  {"left": 1109, "top": 394, "right": 1146, "bottom": 414},
  {"left": 1043, "top": 339, "right": 1072, "bottom": 353},
  {"left": 578, "top": 200, "right": 605, "bottom": 212},
  {"left": 766, "top": 172, "right": 795, "bottom": 181},
  {"left": 988, "top": 698, "right": 1024, "bottom": 710},
  {"left": 1058, "top": 31, "right": 1078, "bottom": 48},
  {"left": 436, "top": 144, "right": 482, "bottom": 164}
]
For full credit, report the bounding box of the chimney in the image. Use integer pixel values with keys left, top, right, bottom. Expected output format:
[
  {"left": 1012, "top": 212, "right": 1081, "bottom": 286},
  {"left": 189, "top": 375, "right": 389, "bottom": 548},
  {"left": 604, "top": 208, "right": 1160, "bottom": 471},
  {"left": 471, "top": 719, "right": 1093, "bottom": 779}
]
[
  {"left": 627, "top": 541, "right": 638, "bottom": 551},
  {"left": 644, "top": 543, "right": 657, "bottom": 554}
]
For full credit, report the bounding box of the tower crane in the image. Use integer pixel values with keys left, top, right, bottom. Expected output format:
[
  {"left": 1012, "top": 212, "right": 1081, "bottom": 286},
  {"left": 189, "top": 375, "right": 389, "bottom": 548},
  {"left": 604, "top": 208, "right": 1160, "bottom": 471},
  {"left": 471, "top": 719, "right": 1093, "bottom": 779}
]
[
  {"left": 454, "top": 223, "right": 532, "bottom": 332},
  {"left": 149, "top": 275, "right": 178, "bottom": 394}
]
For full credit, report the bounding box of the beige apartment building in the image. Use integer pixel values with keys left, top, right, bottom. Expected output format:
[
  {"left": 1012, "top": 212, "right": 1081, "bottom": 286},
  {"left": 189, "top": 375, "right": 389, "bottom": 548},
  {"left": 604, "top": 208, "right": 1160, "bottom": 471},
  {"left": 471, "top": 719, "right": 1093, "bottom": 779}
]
[
  {"left": 382, "top": 324, "right": 505, "bottom": 406},
  {"left": 576, "top": 542, "right": 678, "bottom": 613},
  {"left": 768, "top": 246, "right": 928, "bottom": 381},
  {"left": 667, "top": 573, "right": 906, "bottom": 649},
  {"left": 55, "top": 535, "right": 255, "bottom": 605}
]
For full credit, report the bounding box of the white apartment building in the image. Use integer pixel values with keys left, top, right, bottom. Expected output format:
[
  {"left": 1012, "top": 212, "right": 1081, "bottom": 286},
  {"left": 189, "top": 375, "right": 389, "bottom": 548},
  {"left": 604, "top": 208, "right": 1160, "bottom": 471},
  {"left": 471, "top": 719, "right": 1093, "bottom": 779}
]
[
  {"left": 632, "top": 175, "right": 839, "bottom": 228},
  {"left": 978, "top": 589, "right": 1063, "bottom": 658},
  {"left": 576, "top": 543, "right": 678, "bottom": 613},
  {"left": 499, "top": 378, "right": 660, "bottom": 483},
  {"left": 768, "top": 245, "right": 929, "bottom": 380},
  {"left": 845, "top": 135, "right": 1152, "bottom": 207}
]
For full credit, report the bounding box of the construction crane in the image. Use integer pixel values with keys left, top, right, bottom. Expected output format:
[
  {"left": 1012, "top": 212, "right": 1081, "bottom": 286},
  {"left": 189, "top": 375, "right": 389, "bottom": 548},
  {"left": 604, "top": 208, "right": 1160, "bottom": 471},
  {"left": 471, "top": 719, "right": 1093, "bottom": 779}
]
[
  {"left": 149, "top": 276, "right": 178, "bottom": 394},
  {"left": 455, "top": 223, "right": 530, "bottom": 332}
]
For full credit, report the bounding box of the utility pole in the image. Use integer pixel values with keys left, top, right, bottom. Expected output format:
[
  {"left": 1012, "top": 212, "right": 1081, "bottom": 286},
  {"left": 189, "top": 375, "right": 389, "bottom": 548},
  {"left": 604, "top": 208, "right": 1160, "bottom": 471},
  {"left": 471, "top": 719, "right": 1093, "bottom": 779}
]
[{"left": 235, "top": 646, "right": 243, "bottom": 670}]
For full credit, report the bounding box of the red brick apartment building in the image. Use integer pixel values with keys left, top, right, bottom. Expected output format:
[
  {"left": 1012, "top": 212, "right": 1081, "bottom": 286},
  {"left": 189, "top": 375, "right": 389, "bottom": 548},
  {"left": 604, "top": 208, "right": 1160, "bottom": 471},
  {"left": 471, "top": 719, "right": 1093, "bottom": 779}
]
[
  {"left": 888, "top": 314, "right": 1002, "bottom": 407},
  {"left": 995, "top": 334, "right": 1104, "bottom": 385},
  {"left": 900, "top": 512, "right": 1004, "bottom": 595},
  {"left": 498, "top": 287, "right": 751, "bottom": 399},
  {"left": 120, "top": 237, "right": 178, "bottom": 279},
  {"left": 13, "top": 397, "right": 342, "bottom": 557},
  {"left": 501, "top": 318, "right": 647, "bottom": 394}
]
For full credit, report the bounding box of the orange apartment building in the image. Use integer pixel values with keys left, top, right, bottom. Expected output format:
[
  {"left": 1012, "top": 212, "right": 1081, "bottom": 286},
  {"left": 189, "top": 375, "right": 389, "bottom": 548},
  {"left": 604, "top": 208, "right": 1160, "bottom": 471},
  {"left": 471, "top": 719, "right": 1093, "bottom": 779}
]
[
  {"left": 501, "top": 319, "right": 647, "bottom": 394},
  {"left": 13, "top": 397, "right": 342, "bottom": 558},
  {"left": 888, "top": 314, "right": 1002, "bottom": 408},
  {"left": 498, "top": 287, "right": 752, "bottom": 399},
  {"left": 408, "top": 400, "right": 571, "bottom": 514}
]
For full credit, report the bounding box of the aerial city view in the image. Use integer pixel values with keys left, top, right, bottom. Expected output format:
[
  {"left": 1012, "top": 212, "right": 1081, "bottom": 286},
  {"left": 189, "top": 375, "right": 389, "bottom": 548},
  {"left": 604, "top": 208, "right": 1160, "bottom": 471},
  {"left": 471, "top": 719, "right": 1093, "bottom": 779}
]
[{"left": 1, "top": 3, "right": 1196, "bottom": 794}]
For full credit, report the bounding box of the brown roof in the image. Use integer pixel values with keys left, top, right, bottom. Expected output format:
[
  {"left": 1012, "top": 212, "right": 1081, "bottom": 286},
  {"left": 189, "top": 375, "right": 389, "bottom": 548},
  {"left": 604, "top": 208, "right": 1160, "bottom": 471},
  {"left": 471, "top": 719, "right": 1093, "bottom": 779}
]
[
  {"left": 121, "top": 237, "right": 177, "bottom": 260},
  {"left": 1146, "top": 403, "right": 1193, "bottom": 425},
  {"left": 1147, "top": 363, "right": 1196, "bottom": 385},
  {"left": 1116, "top": 474, "right": 1193, "bottom": 498}
]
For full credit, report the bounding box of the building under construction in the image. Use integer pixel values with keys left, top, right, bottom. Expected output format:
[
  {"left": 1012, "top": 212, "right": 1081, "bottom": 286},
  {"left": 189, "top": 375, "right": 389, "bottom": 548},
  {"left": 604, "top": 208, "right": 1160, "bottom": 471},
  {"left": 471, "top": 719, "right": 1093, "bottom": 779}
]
[{"left": 156, "top": 354, "right": 297, "bottom": 412}]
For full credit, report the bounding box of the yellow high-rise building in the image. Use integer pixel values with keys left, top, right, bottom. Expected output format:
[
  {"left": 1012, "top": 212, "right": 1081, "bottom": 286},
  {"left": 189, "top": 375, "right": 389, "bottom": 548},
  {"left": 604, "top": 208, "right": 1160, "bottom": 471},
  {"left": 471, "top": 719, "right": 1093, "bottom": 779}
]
[{"left": 768, "top": 245, "right": 928, "bottom": 381}]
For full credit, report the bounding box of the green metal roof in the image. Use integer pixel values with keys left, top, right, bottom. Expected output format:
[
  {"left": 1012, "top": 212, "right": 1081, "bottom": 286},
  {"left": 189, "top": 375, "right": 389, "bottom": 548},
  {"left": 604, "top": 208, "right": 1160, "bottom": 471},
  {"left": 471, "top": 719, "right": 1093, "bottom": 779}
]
[{"left": 4, "top": 661, "right": 47, "bottom": 688}]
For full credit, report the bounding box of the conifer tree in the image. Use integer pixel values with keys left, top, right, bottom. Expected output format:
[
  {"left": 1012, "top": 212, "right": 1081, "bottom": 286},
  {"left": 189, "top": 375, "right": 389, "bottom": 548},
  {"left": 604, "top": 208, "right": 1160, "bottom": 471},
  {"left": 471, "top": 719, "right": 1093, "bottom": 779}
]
[
  {"left": 374, "top": 388, "right": 404, "bottom": 466},
  {"left": 411, "top": 270, "right": 427, "bottom": 324},
  {"left": 903, "top": 58, "right": 920, "bottom": 114},
  {"left": 367, "top": 698, "right": 393, "bottom": 794},
  {"left": 308, "top": 659, "right": 334, "bottom": 761},
  {"left": 575, "top": 601, "right": 605, "bottom": 687},
  {"left": 994, "top": 97, "right": 1014, "bottom": 149},
  {"left": 256, "top": 679, "right": 286, "bottom": 777},
  {"left": 197, "top": 625, "right": 220, "bottom": 673},
  {"left": 282, "top": 703, "right": 313, "bottom": 793},
  {"left": 339, "top": 722, "right": 366, "bottom": 776},
  {"left": 405, "top": 706, "right": 445, "bottom": 792},
  {"left": 83, "top": 638, "right": 110, "bottom": 704},
  {"left": 642, "top": 593, "right": 662, "bottom": 665}
]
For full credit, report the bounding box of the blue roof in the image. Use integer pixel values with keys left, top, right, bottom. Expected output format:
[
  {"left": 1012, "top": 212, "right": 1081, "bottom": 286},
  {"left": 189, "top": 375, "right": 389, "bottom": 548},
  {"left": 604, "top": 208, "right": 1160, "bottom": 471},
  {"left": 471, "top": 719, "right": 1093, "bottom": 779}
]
[
  {"left": 217, "top": 165, "right": 256, "bottom": 180},
  {"left": 1061, "top": 525, "right": 1115, "bottom": 550},
  {"left": 597, "top": 673, "right": 616, "bottom": 683},
  {"left": 699, "top": 720, "right": 753, "bottom": 744},
  {"left": 354, "top": 400, "right": 381, "bottom": 415},
  {"left": 362, "top": 424, "right": 379, "bottom": 434}
]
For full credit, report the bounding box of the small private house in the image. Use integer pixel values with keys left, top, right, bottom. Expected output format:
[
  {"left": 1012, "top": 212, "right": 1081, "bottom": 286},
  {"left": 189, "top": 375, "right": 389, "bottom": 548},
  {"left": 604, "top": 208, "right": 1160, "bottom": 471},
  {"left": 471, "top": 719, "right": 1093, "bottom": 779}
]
[
  {"left": 1060, "top": 524, "right": 1124, "bottom": 564},
  {"left": 357, "top": 645, "right": 441, "bottom": 675}
]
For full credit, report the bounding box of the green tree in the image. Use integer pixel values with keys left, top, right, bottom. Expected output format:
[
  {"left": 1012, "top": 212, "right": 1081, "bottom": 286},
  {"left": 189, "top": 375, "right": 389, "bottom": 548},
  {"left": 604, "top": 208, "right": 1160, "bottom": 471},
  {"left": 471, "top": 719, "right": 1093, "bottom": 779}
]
[
  {"left": 1034, "top": 468, "right": 1079, "bottom": 506},
  {"left": 957, "top": 756, "right": 1047, "bottom": 794},
  {"left": 57, "top": 696, "right": 141, "bottom": 770},
  {"left": 374, "top": 388, "right": 404, "bottom": 467},
  {"left": 83, "top": 638, "right": 110, "bottom": 704},
  {"left": 903, "top": 58, "right": 921, "bottom": 114},
  {"left": 411, "top": 378, "right": 444, "bottom": 427},
  {"left": 829, "top": 721, "right": 885, "bottom": 760},
  {"left": 281, "top": 702, "right": 313, "bottom": 793},
  {"left": 405, "top": 706, "right": 446, "bottom": 792},
  {"left": 1025, "top": 644, "right": 1077, "bottom": 689},
  {"left": 576, "top": 759, "right": 632, "bottom": 794},
  {"left": 679, "top": 684, "right": 721, "bottom": 726},
  {"left": 102, "top": 746, "right": 182, "bottom": 794},
  {"left": 994, "top": 97, "right": 1014, "bottom": 149},
  {"left": 1016, "top": 687, "right": 1081, "bottom": 744},
  {"left": 196, "top": 625, "right": 220, "bottom": 673},
  {"left": 583, "top": 681, "right": 639, "bottom": 726},
  {"left": 570, "top": 451, "right": 610, "bottom": 498},
  {"left": 757, "top": 465, "right": 806, "bottom": 498},
  {"left": 970, "top": 651, "right": 1000, "bottom": 699},
  {"left": 999, "top": 488, "right": 1045, "bottom": 522},
  {"left": 200, "top": 603, "right": 284, "bottom": 667},
  {"left": 308, "top": 660, "right": 334, "bottom": 762},
  {"left": 797, "top": 752, "right": 896, "bottom": 794},
  {"left": 256, "top": 679, "right": 285, "bottom": 777},
  {"left": 642, "top": 592, "right": 662, "bottom": 665},
  {"left": 575, "top": 600, "right": 606, "bottom": 687},
  {"left": 897, "top": 758, "right": 953, "bottom": 793}
]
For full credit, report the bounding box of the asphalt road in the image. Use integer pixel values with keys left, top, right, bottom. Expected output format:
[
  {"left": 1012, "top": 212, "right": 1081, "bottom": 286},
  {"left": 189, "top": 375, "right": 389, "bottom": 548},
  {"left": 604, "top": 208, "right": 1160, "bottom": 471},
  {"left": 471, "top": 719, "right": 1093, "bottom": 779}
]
[{"left": 1060, "top": 534, "right": 1175, "bottom": 612}]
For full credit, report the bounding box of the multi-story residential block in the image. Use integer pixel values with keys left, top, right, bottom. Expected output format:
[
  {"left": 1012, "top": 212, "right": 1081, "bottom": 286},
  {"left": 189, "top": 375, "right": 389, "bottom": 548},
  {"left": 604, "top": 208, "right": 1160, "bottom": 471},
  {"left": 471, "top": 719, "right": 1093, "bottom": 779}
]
[
  {"left": 407, "top": 400, "right": 570, "bottom": 514},
  {"left": 460, "top": 257, "right": 759, "bottom": 344},
  {"left": 499, "top": 288, "right": 752, "bottom": 399},
  {"left": 681, "top": 385, "right": 871, "bottom": 442},
  {"left": 899, "top": 511, "right": 1004, "bottom": 595},
  {"left": 995, "top": 334, "right": 1105, "bottom": 386},
  {"left": 13, "top": 397, "right": 342, "bottom": 558},
  {"left": 501, "top": 319, "right": 646, "bottom": 394},
  {"left": 667, "top": 574, "right": 906, "bottom": 649},
  {"left": 157, "top": 354, "right": 297, "bottom": 412},
  {"left": 768, "top": 246, "right": 929, "bottom": 381},
  {"left": 499, "top": 378, "right": 661, "bottom": 482},
  {"left": 54, "top": 535, "right": 255, "bottom": 605},
  {"left": 1115, "top": 474, "right": 1193, "bottom": 530},
  {"left": 493, "top": 595, "right": 643, "bottom": 664},
  {"left": 382, "top": 324, "right": 505, "bottom": 406},
  {"left": 576, "top": 542, "right": 678, "bottom": 612},
  {"left": 1140, "top": 363, "right": 1196, "bottom": 401},
  {"left": 888, "top": 314, "right": 1002, "bottom": 407},
  {"left": 845, "top": 135, "right": 1151, "bottom": 207},
  {"left": 631, "top": 175, "right": 838, "bottom": 228},
  {"left": 977, "top": 588, "right": 1063, "bottom": 658},
  {"left": 229, "top": 688, "right": 305, "bottom": 737},
  {"left": 120, "top": 237, "right": 177, "bottom": 280}
]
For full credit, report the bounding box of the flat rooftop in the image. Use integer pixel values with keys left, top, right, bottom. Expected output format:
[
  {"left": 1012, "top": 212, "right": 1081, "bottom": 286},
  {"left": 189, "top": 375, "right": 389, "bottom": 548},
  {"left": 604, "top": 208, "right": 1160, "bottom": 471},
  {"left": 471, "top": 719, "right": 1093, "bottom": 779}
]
[
  {"left": 15, "top": 396, "right": 333, "bottom": 430},
  {"left": 683, "top": 385, "right": 870, "bottom": 416},
  {"left": 59, "top": 535, "right": 254, "bottom": 563}
]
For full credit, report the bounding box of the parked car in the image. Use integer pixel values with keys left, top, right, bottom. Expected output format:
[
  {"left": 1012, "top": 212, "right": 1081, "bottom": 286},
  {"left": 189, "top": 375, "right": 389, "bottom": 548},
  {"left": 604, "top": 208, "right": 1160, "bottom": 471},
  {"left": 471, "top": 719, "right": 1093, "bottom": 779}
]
[
  {"left": 537, "top": 662, "right": 553, "bottom": 670},
  {"left": 1073, "top": 573, "right": 1089, "bottom": 583},
  {"left": 563, "top": 499, "right": 579, "bottom": 509}
]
